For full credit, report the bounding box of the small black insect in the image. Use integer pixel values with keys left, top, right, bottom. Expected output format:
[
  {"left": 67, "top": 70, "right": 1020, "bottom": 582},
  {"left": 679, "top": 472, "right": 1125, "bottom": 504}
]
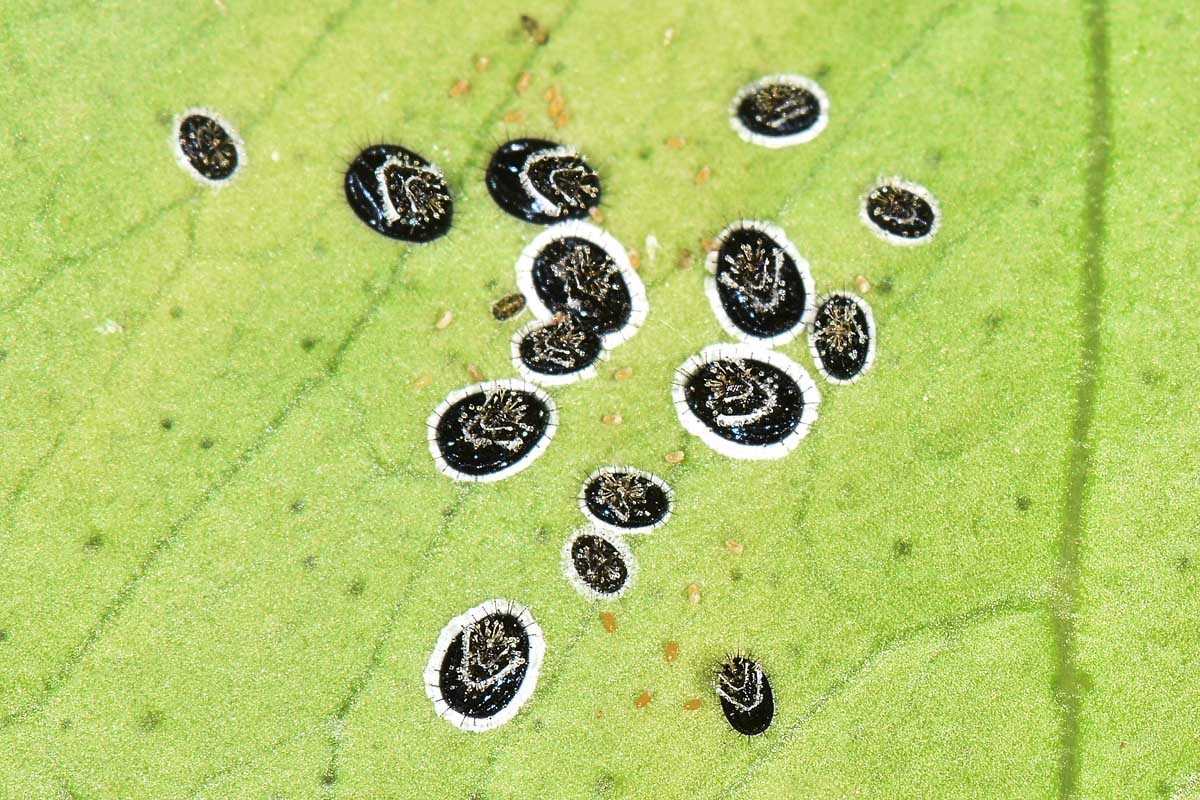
[
  {"left": 513, "top": 312, "right": 604, "bottom": 385},
  {"left": 579, "top": 467, "right": 673, "bottom": 533},
  {"left": 492, "top": 292, "right": 527, "bottom": 321},
  {"left": 809, "top": 292, "right": 876, "bottom": 383},
  {"left": 730, "top": 75, "right": 828, "bottom": 148},
  {"left": 486, "top": 138, "right": 601, "bottom": 224},
  {"left": 861, "top": 179, "right": 939, "bottom": 244},
  {"left": 424, "top": 600, "right": 544, "bottom": 732},
  {"left": 173, "top": 110, "right": 242, "bottom": 183},
  {"left": 427, "top": 380, "right": 556, "bottom": 481},
  {"left": 706, "top": 221, "right": 814, "bottom": 345},
  {"left": 563, "top": 528, "right": 634, "bottom": 600},
  {"left": 344, "top": 144, "right": 452, "bottom": 242},
  {"left": 673, "top": 344, "right": 819, "bottom": 459},
  {"left": 516, "top": 222, "right": 646, "bottom": 347},
  {"left": 714, "top": 654, "right": 775, "bottom": 736}
]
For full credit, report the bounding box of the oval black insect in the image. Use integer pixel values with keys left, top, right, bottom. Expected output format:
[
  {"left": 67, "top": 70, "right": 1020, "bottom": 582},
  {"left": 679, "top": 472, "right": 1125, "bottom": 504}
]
[
  {"left": 673, "top": 344, "right": 819, "bottom": 460},
  {"left": 714, "top": 655, "right": 775, "bottom": 736},
  {"left": 427, "top": 380, "right": 556, "bottom": 482},
  {"left": 729, "top": 74, "right": 828, "bottom": 148},
  {"left": 344, "top": 144, "right": 452, "bottom": 242},
  {"left": 562, "top": 528, "right": 635, "bottom": 600},
  {"left": 516, "top": 222, "right": 646, "bottom": 347},
  {"left": 861, "top": 179, "right": 939, "bottom": 244},
  {"left": 512, "top": 312, "right": 604, "bottom": 385},
  {"left": 579, "top": 466, "right": 673, "bottom": 533},
  {"left": 809, "top": 292, "right": 876, "bottom": 383},
  {"left": 486, "top": 138, "right": 601, "bottom": 224},
  {"left": 424, "top": 599, "right": 544, "bottom": 732},
  {"left": 173, "top": 109, "right": 243, "bottom": 183},
  {"left": 705, "top": 221, "right": 815, "bottom": 345}
]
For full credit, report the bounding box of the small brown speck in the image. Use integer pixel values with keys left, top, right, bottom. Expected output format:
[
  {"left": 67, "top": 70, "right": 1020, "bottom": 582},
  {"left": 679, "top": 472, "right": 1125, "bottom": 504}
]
[
  {"left": 588, "top": 206, "right": 605, "bottom": 224},
  {"left": 413, "top": 373, "right": 433, "bottom": 390},
  {"left": 676, "top": 249, "right": 693, "bottom": 271},
  {"left": 602, "top": 413, "right": 623, "bottom": 426},
  {"left": 601, "top": 611, "right": 617, "bottom": 633},
  {"left": 664, "top": 641, "right": 679, "bottom": 663},
  {"left": 475, "top": 55, "right": 490, "bottom": 72},
  {"left": 543, "top": 85, "right": 560, "bottom": 102},
  {"left": 687, "top": 583, "right": 701, "bottom": 604},
  {"left": 467, "top": 364, "right": 486, "bottom": 381},
  {"left": 595, "top": 709, "right": 605, "bottom": 720},
  {"left": 628, "top": 249, "right": 641, "bottom": 270},
  {"left": 725, "top": 539, "right": 744, "bottom": 556},
  {"left": 635, "top": 690, "right": 652, "bottom": 709},
  {"left": 554, "top": 110, "right": 571, "bottom": 129},
  {"left": 492, "top": 292, "right": 526, "bottom": 320},
  {"left": 694, "top": 165, "right": 712, "bottom": 185},
  {"left": 614, "top": 366, "right": 633, "bottom": 382},
  {"left": 548, "top": 95, "right": 565, "bottom": 118},
  {"left": 521, "top": 14, "right": 549, "bottom": 45},
  {"left": 434, "top": 310, "right": 454, "bottom": 329},
  {"left": 449, "top": 79, "right": 471, "bottom": 97},
  {"left": 666, "top": 136, "right": 686, "bottom": 149},
  {"left": 516, "top": 71, "right": 532, "bottom": 94},
  {"left": 664, "top": 450, "right": 685, "bottom": 465},
  {"left": 683, "top": 698, "right": 703, "bottom": 711},
  {"left": 855, "top": 275, "right": 872, "bottom": 294},
  {"left": 504, "top": 110, "right": 526, "bottom": 124},
  {"left": 701, "top": 238, "right": 718, "bottom": 253}
]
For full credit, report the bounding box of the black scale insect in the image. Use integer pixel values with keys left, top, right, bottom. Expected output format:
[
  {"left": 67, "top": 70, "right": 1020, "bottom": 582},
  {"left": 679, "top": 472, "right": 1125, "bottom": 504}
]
[
  {"left": 427, "top": 381, "right": 556, "bottom": 482},
  {"left": 512, "top": 312, "right": 604, "bottom": 385},
  {"left": 706, "top": 221, "right": 815, "bottom": 345},
  {"left": 563, "top": 528, "right": 634, "bottom": 600},
  {"left": 344, "top": 144, "right": 452, "bottom": 242},
  {"left": 579, "top": 467, "right": 673, "bottom": 533},
  {"left": 714, "top": 654, "right": 775, "bottom": 736},
  {"left": 861, "top": 179, "right": 939, "bottom": 244},
  {"left": 173, "top": 110, "right": 242, "bottom": 183},
  {"left": 486, "top": 138, "right": 601, "bottom": 224},
  {"left": 729, "top": 74, "right": 829, "bottom": 148},
  {"left": 424, "top": 600, "right": 544, "bottom": 732},
  {"left": 808, "top": 292, "right": 876, "bottom": 383},
  {"left": 516, "top": 222, "right": 647, "bottom": 349},
  {"left": 673, "top": 344, "right": 819, "bottom": 460}
]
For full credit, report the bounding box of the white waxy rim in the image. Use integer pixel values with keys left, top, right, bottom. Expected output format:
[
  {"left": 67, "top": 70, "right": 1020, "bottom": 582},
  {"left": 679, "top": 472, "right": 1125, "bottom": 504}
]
[
  {"left": 561, "top": 525, "right": 637, "bottom": 602},
  {"left": 704, "top": 220, "right": 816, "bottom": 348},
  {"left": 672, "top": 343, "right": 820, "bottom": 460},
  {"left": 423, "top": 599, "right": 545, "bottom": 732},
  {"left": 510, "top": 316, "right": 607, "bottom": 386},
  {"left": 807, "top": 291, "right": 877, "bottom": 385},
  {"left": 728, "top": 74, "right": 829, "bottom": 149},
  {"left": 577, "top": 465, "right": 674, "bottom": 534},
  {"left": 171, "top": 107, "right": 245, "bottom": 187},
  {"left": 373, "top": 153, "right": 445, "bottom": 225},
  {"left": 426, "top": 379, "right": 558, "bottom": 483},
  {"left": 859, "top": 177, "right": 941, "bottom": 246},
  {"left": 517, "top": 146, "right": 595, "bottom": 219},
  {"left": 515, "top": 220, "right": 648, "bottom": 349}
]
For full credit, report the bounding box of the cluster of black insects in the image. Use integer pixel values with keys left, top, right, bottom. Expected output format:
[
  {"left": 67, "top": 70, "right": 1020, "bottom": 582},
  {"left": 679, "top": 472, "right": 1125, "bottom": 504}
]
[{"left": 172, "top": 71, "right": 938, "bottom": 738}]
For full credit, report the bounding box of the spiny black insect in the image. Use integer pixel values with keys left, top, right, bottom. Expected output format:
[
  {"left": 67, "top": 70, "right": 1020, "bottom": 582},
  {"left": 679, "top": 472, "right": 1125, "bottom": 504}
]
[
  {"left": 810, "top": 293, "right": 875, "bottom": 383},
  {"left": 683, "top": 357, "right": 805, "bottom": 447},
  {"left": 344, "top": 144, "right": 452, "bottom": 242},
  {"left": 516, "top": 312, "right": 603, "bottom": 380},
  {"left": 863, "top": 181, "right": 938, "bottom": 242},
  {"left": 486, "top": 138, "right": 601, "bottom": 224},
  {"left": 714, "top": 654, "right": 775, "bottom": 736},
  {"left": 581, "top": 468, "right": 672, "bottom": 532},
  {"left": 437, "top": 612, "right": 531, "bottom": 720},
  {"left": 708, "top": 223, "right": 812, "bottom": 343},
  {"left": 430, "top": 384, "right": 553, "bottom": 480},
  {"left": 730, "top": 75, "right": 828, "bottom": 147},
  {"left": 570, "top": 533, "right": 630, "bottom": 596},
  {"left": 530, "top": 236, "right": 630, "bottom": 336},
  {"left": 175, "top": 112, "right": 240, "bottom": 182}
]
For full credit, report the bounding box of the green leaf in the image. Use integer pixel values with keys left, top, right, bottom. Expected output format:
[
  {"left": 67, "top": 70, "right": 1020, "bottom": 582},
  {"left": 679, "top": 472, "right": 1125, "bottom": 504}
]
[{"left": 0, "top": 1, "right": 1195, "bottom": 797}]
